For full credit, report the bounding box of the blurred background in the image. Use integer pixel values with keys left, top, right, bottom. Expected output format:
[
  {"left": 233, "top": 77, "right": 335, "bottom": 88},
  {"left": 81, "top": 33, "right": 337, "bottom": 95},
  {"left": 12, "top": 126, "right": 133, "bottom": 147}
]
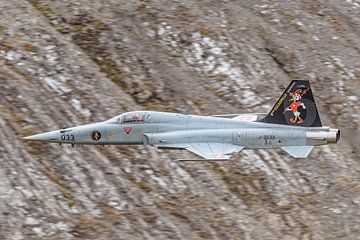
[{"left": 0, "top": 0, "right": 359, "bottom": 239}]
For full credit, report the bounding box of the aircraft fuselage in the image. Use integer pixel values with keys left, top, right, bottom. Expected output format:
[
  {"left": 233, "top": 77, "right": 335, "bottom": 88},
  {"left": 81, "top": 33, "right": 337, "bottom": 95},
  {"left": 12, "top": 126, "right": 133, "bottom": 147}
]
[
  {"left": 24, "top": 111, "right": 339, "bottom": 149},
  {"left": 23, "top": 80, "right": 341, "bottom": 159}
]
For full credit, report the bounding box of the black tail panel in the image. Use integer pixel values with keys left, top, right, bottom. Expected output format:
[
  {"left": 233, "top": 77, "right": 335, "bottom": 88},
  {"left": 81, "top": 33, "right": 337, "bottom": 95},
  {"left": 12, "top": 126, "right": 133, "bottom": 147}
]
[{"left": 258, "top": 80, "right": 322, "bottom": 127}]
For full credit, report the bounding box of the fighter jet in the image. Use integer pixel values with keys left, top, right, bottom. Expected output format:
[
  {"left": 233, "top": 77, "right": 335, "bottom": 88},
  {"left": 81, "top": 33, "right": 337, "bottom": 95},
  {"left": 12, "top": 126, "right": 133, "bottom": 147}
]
[{"left": 24, "top": 80, "right": 340, "bottom": 161}]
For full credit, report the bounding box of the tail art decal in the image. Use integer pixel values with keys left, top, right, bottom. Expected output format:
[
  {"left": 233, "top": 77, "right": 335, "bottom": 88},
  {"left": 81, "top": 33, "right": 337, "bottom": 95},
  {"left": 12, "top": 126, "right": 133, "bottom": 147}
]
[
  {"left": 284, "top": 87, "right": 309, "bottom": 124},
  {"left": 258, "top": 80, "right": 322, "bottom": 127}
]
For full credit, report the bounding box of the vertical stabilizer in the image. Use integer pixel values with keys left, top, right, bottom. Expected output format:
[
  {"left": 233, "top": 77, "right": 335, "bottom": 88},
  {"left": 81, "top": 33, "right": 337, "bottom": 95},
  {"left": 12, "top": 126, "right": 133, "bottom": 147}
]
[{"left": 258, "top": 80, "right": 322, "bottom": 127}]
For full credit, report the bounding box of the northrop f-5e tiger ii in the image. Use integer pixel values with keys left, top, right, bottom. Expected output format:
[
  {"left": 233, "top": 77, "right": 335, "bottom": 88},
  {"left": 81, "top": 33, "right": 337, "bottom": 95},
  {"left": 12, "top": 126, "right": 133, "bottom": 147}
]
[{"left": 24, "top": 80, "right": 340, "bottom": 161}]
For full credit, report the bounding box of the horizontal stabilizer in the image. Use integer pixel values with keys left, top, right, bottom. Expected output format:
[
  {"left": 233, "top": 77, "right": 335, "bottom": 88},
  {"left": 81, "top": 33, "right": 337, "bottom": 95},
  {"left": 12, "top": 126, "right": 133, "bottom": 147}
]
[{"left": 281, "top": 146, "right": 313, "bottom": 158}]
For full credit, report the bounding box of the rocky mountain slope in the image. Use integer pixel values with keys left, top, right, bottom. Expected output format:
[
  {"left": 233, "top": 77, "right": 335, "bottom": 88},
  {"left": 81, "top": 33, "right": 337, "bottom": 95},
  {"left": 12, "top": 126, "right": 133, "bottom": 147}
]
[{"left": 0, "top": 0, "right": 359, "bottom": 239}]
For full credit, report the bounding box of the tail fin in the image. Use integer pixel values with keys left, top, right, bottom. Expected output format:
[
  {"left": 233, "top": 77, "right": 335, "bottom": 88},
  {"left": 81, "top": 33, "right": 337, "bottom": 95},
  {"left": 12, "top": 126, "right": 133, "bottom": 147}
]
[{"left": 258, "top": 80, "right": 322, "bottom": 127}]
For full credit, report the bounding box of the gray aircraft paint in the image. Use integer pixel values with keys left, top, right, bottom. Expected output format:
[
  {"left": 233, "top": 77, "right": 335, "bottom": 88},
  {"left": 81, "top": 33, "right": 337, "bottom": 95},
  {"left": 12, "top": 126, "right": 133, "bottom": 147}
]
[{"left": 24, "top": 80, "right": 340, "bottom": 160}]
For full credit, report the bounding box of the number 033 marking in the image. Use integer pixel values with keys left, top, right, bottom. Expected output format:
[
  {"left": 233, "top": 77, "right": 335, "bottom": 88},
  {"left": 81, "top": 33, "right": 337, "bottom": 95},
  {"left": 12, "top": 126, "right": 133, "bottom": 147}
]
[{"left": 61, "top": 134, "right": 75, "bottom": 141}]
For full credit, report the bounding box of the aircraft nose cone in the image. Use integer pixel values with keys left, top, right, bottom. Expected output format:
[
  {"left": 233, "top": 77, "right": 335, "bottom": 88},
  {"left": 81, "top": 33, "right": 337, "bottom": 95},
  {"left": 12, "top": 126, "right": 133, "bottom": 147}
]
[{"left": 23, "top": 131, "right": 59, "bottom": 142}]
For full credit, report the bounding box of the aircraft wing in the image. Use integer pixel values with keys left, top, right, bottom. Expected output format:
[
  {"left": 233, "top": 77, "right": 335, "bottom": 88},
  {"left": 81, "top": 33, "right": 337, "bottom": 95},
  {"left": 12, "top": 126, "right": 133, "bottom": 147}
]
[
  {"left": 186, "top": 143, "right": 245, "bottom": 160},
  {"left": 156, "top": 142, "right": 245, "bottom": 160}
]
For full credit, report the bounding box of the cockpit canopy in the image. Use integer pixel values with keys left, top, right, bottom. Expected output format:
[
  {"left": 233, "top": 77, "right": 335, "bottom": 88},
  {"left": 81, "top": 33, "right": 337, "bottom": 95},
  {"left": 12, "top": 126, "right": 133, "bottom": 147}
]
[
  {"left": 105, "top": 112, "right": 148, "bottom": 124},
  {"left": 122, "top": 112, "right": 145, "bottom": 123}
]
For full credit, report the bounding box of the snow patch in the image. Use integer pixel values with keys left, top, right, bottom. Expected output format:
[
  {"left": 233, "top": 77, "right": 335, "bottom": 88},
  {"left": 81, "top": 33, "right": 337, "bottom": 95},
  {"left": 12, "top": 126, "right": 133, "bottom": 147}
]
[
  {"left": 4, "top": 50, "right": 22, "bottom": 61},
  {"left": 174, "top": 165, "right": 191, "bottom": 181},
  {"left": 312, "top": 36, "right": 320, "bottom": 41},
  {"left": 348, "top": 95, "right": 358, "bottom": 101},
  {"left": 158, "top": 26, "right": 166, "bottom": 36},
  {"left": 188, "top": 32, "right": 258, "bottom": 105},
  {"left": 69, "top": 99, "right": 91, "bottom": 118},
  {"left": 346, "top": 0, "right": 360, "bottom": 9},
  {"left": 157, "top": 25, "right": 258, "bottom": 106},
  {"left": 295, "top": 20, "right": 304, "bottom": 26},
  {"left": 325, "top": 56, "right": 356, "bottom": 96},
  {"left": 25, "top": 217, "right": 41, "bottom": 226},
  {"left": 51, "top": 221, "right": 71, "bottom": 232},
  {"left": 42, "top": 76, "right": 71, "bottom": 94},
  {"left": 240, "top": 150, "right": 274, "bottom": 176},
  {"left": 32, "top": 227, "right": 45, "bottom": 237}
]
